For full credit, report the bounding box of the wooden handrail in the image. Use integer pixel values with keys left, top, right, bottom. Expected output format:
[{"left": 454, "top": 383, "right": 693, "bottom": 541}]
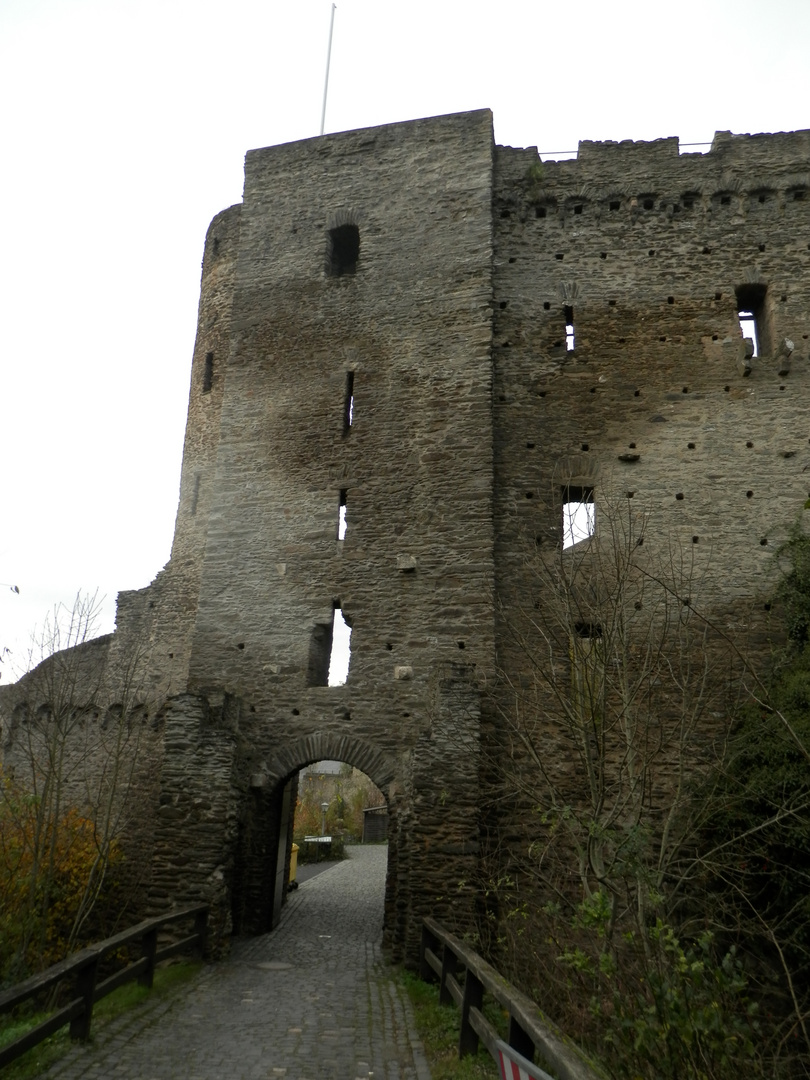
[
  {"left": 0, "top": 904, "right": 208, "bottom": 1069},
  {"left": 420, "top": 917, "right": 607, "bottom": 1080}
]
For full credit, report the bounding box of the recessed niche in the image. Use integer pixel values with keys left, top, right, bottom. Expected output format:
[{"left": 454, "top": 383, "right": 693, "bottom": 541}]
[
  {"left": 327, "top": 223, "right": 360, "bottom": 276},
  {"left": 687, "top": 442, "right": 695, "bottom": 449},
  {"left": 692, "top": 536, "right": 699, "bottom": 543},
  {"left": 746, "top": 490, "right": 753, "bottom": 498},
  {"left": 746, "top": 441, "right": 753, "bottom": 448},
  {"left": 543, "top": 301, "right": 551, "bottom": 310},
  {"left": 675, "top": 493, "right": 684, "bottom": 500},
  {"left": 760, "top": 538, "right": 768, "bottom": 546}
]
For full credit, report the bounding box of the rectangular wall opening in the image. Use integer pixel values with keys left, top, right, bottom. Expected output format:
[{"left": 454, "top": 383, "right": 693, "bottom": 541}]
[
  {"left": 343, "top": 372, "right": 355, "bottom": 432},
  {"left": 203, "top": 352, "right": 214, "bottom": 393},
  {"left": 736, "top": 283, "right": 769, "bottom": 358},
  {"left": 307, "top": 620, "right": 333, "bottom": 686},
  {"left": 337, "top": 490, "right": 347, "bottom": 540},
  {"left": 564, "top": 305, "right": 575, "bottom": 351},
  {"left": 562, "top": 485, "right": 595, "bottom": 549},
  {"left": 328, "top": 605, "right": 352, "bottom": 686}
]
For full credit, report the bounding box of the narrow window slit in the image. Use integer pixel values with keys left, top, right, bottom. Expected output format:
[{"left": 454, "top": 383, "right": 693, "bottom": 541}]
[
  {"left": 343, "top": 371, "right": 355, "bottom": 432},
  {"left": 191, "top": 473, "right": 201, "bottom": 516},
  {"left": 337, "top": 490, "right": 347, "bottom": 540},
  {"left": 202, "top": 352, "right": 214, "bottom": 393},
  {"left": 564, "top": 305, "right": 575, "bottom": 352}
]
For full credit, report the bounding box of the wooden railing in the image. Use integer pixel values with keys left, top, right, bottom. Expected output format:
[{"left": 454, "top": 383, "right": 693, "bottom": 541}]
[
  {"left": 420, "top": 917, "right": 606, "bottom": 1080},
  {"left": 0, "top": 904, "right": 208, "bottom": 1069}
]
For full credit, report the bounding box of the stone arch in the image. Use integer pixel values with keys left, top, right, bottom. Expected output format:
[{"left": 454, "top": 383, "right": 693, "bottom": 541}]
[{"left": 262, "top": 732, "right": 398, "bottom": 796}]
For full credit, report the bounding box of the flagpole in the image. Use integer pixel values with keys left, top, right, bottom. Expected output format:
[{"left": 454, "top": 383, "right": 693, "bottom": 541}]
[{"left": 320, "top": 4, "right": 336, "bottom": 136}]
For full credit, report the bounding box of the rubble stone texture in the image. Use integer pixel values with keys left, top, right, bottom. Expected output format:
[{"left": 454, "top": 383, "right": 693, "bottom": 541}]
[{"left": 2, "top": 109, "right": 809, "bottom": 961}]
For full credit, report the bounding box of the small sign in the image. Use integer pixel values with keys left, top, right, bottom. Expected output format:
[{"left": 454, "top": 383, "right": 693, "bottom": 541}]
[{"left": 495, "top": 1040, "right": 554, "bottom": 1080}]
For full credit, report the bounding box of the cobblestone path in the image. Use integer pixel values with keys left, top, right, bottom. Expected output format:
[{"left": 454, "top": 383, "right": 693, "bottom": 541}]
[{"left": 43, "top": 845, "right": 431, "bottom": 1080}]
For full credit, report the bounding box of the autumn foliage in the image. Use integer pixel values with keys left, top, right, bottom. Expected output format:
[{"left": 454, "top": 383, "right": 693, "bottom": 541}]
[{"left": 0, "top": 772, "right": 124, "bottom": 984}]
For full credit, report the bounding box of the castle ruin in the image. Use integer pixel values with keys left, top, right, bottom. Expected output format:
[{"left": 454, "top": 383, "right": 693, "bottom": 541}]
[{"left": 2, "top": 109, "right": 809, "bottom": 960}]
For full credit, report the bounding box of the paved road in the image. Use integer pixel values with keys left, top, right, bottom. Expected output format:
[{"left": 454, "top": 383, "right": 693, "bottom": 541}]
[{"left": 44, "top": 845, "right": 431, "bottom": 1080}]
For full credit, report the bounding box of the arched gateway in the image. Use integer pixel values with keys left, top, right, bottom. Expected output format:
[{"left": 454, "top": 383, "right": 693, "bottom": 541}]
[{"left": 147, "top": 670, "right": 484, "bottom": 960}]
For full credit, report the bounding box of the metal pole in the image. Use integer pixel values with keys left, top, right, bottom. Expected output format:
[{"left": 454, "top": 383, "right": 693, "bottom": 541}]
[{"left": 320, "top": 4, "right": 336, "bottom": 136}]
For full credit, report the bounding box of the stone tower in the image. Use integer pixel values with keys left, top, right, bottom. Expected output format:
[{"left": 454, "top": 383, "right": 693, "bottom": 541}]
[{"left": 3, "top": 110, "right": 809, "bottom": 960}]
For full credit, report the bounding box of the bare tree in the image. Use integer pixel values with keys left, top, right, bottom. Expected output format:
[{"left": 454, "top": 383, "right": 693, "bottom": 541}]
[
  {"left": 0, "top": 594, "right": 158, "bottom": 979},
  {"left": 480, "top": 495, "right": 775, "bottom": 1076}
]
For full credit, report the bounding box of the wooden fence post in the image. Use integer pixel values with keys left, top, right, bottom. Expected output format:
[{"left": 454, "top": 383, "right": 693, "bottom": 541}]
[
  {"left": 508, "top": 1014, "right": 536, "bottom": 1063},
  {"left": 439, "top": 946, "right": 459, "bottom": 1007},
  {"left": 459, "top": 970, "right": 483, "bottom": 1058},
  {"left": 69, "top": 954, "right": 99, "bottom": 1041},
  {"left": 420, "top": 923, "right": 438, "bottom": 983},
  {"left": 194, "top": 907, "right": 208, "bottom": 960},
  {"left": 139, "top": 926, "right": 158, "bottom": 989}
]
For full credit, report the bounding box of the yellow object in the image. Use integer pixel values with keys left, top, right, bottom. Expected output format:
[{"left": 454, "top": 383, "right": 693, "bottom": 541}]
[{"left": 289, "top": 843, "right": 299, "bottom": 883}]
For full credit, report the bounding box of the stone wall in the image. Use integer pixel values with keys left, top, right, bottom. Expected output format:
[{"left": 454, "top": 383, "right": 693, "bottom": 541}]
[{"left": 3, "top": 111, "right": 809, "bottom": 963}]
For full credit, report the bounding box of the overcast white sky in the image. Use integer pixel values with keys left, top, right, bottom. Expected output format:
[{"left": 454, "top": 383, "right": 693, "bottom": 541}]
[{"left": 1, "top": 0, "right": 808, "bottom": 678}]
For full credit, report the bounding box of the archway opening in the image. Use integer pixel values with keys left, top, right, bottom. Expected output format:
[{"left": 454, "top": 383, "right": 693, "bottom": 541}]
[
  {"left": 230, "top": 753, "right": 392, "bottom": 943},
  {"left": 293, "top": 759, "right": 387, "bottom": 863}
]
